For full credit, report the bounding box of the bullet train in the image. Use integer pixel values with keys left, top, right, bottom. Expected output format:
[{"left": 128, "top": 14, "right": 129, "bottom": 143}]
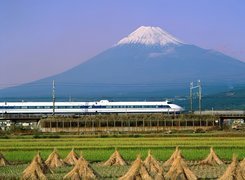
[{"left": 0, "top": 100, "right": 184, "bottom": 114}]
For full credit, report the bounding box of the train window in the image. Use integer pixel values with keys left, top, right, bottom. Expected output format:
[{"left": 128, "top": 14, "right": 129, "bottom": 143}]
[
  {"left": 80, "top": 106, "right": 89, "bottom": 109},
  {"left": 1, "top": 106, "right": 7, "bottom": 109},
  {"left": 36, "top": 106, "right": 45, "bottom": 109},
  {"left": 1, "top": 106, "right": 13, "bottom": 109},
  {"left": 158, "top": 105, "right": 171, "bottom": 108},
  {"left": 92, "top": 106, "right": 106, "bottom": 108}
]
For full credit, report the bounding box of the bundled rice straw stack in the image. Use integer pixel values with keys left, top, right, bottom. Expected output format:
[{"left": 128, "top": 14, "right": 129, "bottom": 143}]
[
  {"left": 119, "top": 155, "right": 153, "bottom": 180},
  {"left": 35, "top": 152, "right": 52, "bottom": 174},
  {"left": 199, "top": 147, "right": 223, "bottom": 165},
  {"left": 240, "top": 158, "right": 245, "bottom": 169},
  {"left": 63, "top": 155, "right": 100, "bottom": 180},
  {"left": 165, "top": 152, "right": 197, "bottom": 180},
  {"left": 22, "top": 152, "right": 51, "bottom": 180},
  {"left": 218, "top": 155, "right": 245, "bottom": 180},
  {"left": 45, "top": 148, "right": 64, "bottom": 169},
  {"left": 163, "top": 146, "right": 183, "bottom": 167},
  {"left": 103, "top": 149, "right": 127, "bottom": 166},
  {"left": 64, "top": 148, "right": 79, "bottom": 166},
  {"left": 143, "top": 150, "right": 163, "bottom": 176},
  {"left": 0, "top": 152, "right": 10, "bottom": 166}
]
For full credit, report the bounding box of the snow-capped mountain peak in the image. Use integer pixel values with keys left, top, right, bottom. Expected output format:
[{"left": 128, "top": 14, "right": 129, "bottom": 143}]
[{"left": 116, "top": 26, "right": 183, "bottom": 46}]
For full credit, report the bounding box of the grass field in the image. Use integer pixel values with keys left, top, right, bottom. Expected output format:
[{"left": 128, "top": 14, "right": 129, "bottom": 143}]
[
  {"left": 0, "top": 135, "right": 244, "bottom": 162},
  {"left": 0, "top": 134, "right": 244, "bottom": 179}
]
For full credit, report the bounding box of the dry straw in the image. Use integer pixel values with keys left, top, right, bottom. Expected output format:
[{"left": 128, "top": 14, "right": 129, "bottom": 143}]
[
  {"left": 35, "top": 151, "right": 52, "bottom": 174},
  {"left": 64, "top": 148, "right": 79, "bottom": 166},
  {"left": 154, "top": 169, "right": 165, "bottom": 180},
  {"left": 63, "top": 155, "right": 100, "bottom": 180},
  {"left": 103, "top": 149, "right": 127, "bottom": 166},
  {"left": 119, "top": 155, "right": 153, "bottom": 180},
  {"left": 199, "top": 147, "right": 223, "bottom": 165},
  {"left": 218, "top": 155, "right": 245, "bottom": 180},
  {"left": 240, "top": 158, "right": 245, "bottom": 169},
  {"left": 163, "top": 146, "right": 183, "bottom": 167},
  {"left": 45, "top": 148, "right": 64, "bottom": 169},
  {"left": 165, "top": 152, "right": 197, "bottom": 180},
  {"left": 21, "top": 152, "right": 48, "bottom": 180},
  {"left": 143, "top": 150, "right": 163, "bottom": 176},
  {"left": 0, "top": 152, "right": 10, "bottom": 166}
]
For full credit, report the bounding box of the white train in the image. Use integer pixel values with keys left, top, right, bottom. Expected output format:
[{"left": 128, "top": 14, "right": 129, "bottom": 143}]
[{"left": 0, "top": 100, "right": 183, "bottom": 114}]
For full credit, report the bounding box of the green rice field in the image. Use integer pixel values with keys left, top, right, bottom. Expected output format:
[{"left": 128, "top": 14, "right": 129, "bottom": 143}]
[
  {"left": 0, "top": 135, "right": 244, "bottom": 179},
  {"left": 0, "top": 136, "right": 244, "bottom": 162}
]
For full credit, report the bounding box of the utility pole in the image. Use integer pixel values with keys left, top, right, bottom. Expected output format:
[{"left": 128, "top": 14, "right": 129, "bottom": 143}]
[
  {"left": 190, "top": 82, "right": 193, "bottom": 113},
  {"left": 198, "top": 80, "right": 202, "bottom": 114},
  {"left": 189, "top": 80, "right": 202, "bottom": 114},
  {"left": 52, "top": 80, "right": 56, "bottom": 116}
]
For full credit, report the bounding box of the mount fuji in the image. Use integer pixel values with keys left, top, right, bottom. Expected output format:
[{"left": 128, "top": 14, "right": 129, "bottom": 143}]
[{"left": 1, "top": 26, "right": 245, "bottom": 100}]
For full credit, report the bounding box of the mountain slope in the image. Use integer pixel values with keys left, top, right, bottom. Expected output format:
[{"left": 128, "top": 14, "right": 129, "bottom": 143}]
[{"left": 1, "top": 26, "right": 245, "bottom": 99}]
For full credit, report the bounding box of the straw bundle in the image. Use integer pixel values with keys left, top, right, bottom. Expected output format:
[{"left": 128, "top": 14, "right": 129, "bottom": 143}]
[
  {"left": 218, "top": 155, "right": 245, "bottom": 180},
  {"left": 119, "top": 155, "right": 153, "bottom": 180},
  {"left": 165, "top": 154, "right": 197, "bottom": 180},
  {"left": 199, "top": 147, "right": 223, "bottom": 165},
  {"left": 240, "top": 158, "right": 245, "bottom": 168},
  {"left": 63, "top": 156, "right": 100, "bottom": 180},
  {"left": 45, "top": 148, "right": 64, "bottom": 169},
  {"left": 64, "top": 148, "right": 79, "bottom": 166},
  {"left": 21, "top": 153, "right": 47, "bottom": 180},
  {"left": 143, "top": 150, "right": 162, "bottom": 175},
  {"left": 35, "top": 152, "right": 52, "bottom": 174},
  {"left": 154, "top": 169, "right": 165, "bottom": 180},
  {"left": 163, "top": 146, "right": 183, "bottom": 167},
  {"left": 240, "top": 158, "right": 245, "bottom": 177},
  {"left": 0, "top": 152, "right": 10, "bottom": 166},
  {"left": 103, "top": 149, "right": 127, "bottom": 166}
]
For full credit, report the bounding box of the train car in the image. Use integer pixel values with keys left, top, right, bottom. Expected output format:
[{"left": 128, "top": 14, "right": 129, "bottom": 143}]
[{"left": 0, "top": 100, "right": 183, "bottom": 114}]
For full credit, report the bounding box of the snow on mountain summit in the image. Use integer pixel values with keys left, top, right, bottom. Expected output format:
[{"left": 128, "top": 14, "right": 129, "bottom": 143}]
[{"left": 116, "top": 26, "right": 183, "bottom": 46}]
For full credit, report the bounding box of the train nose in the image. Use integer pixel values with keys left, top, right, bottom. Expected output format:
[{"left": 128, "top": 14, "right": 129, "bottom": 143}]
[
  {"left": 179, "top": 107, "right": 184, "bottom": 112},
  {"left": 176, "top": 105, "right": 184, "bottom": 112}
]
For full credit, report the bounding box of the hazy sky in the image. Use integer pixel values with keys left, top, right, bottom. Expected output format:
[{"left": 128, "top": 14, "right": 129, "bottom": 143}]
[{"left": 0, "top": 0, "right": 244, "bottom": 89}]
